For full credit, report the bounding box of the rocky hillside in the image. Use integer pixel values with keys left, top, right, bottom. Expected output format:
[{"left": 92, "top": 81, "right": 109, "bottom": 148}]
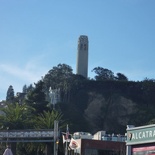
[{"left": 60, "top": 80, "right": 155, "bottom": 134}]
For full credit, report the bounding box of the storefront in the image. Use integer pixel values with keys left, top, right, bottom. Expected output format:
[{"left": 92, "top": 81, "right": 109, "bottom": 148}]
[
  {"left": 67, "top": 138, "right": 125, "bottom": 155},
  {"left": 81, "top": 139, "right": 125, "bottom": 155},
  {"left": 126, "top": 124, "right": 155, "bottom": 155}
]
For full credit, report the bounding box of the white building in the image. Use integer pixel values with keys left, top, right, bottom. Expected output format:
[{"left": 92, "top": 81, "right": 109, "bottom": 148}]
[{"left": 73, "top": 132, "right": 93, "bottom": 140}]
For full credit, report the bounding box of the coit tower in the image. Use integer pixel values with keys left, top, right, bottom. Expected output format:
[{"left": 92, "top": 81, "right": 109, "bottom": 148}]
[{"left": 76, "top": 35, "right": 89, "bottom": 78}]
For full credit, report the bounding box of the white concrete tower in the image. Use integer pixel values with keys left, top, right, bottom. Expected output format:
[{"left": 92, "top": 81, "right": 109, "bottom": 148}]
[{"left": 76, "top": 35, "right": 89, "bottom": 78}]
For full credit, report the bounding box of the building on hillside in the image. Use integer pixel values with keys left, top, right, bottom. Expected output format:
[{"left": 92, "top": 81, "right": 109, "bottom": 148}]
[
  {"left": 49, "top": 87, "right": 60, "bottom": 109},
  {"left": 16, "top": 92, "right": 27, "bottom": 104},
  {"left": 126, "top": 124, "right": 155, "bottom": 155},
  {"left": 0, "top": 101, "right": 7, "bottom": 115},
  {"left": 76, "top": 35, "right": 89, "bottom": 78}
]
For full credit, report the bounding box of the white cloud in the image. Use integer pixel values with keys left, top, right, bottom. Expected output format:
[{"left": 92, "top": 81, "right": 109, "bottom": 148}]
[
  {"left": 0, "top": 56, "right": 50, "bottom": 100},
  {"left": 0, "top": 64, "right": 40, "bottom": 83}
]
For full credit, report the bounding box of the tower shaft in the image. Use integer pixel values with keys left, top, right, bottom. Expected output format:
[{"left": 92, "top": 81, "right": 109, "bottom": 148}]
[{"left": 76, "top": 35, "right": 88, "bottom": 78}]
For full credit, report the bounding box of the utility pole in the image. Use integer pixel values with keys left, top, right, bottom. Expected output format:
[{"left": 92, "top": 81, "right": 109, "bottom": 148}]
[{"left": 54, "top": 120, "right": 59, "bottom": 155}]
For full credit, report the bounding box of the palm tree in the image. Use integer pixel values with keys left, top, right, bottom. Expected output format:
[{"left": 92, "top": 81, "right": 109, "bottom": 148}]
[
  {"left": 34, "top": 110, "right": 64, "bottom": 129},
  {"left": 22, "top": 110, "right": 66, "bottom": 155},
  {"left": 35, "top": 110, "right": 65, "bottom": 155},
  {"left": 0, "top": 103, "right": 35, "bottom": 129},
  {"left": 0, "top": 103, "right": 35, "bottom": 155}
]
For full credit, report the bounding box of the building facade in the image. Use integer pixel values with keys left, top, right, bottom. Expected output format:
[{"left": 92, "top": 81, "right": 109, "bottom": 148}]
[
  {"left": 76, "top": 35, "right": 88, "bottom": 78},
  {"left": 126, "top": 124, "right": 155, "bottom": 155},
  {"left": 68, "top": 139, "right": 126, "bottom": 155},
  {"left": 67, "top": 131, "right": 126, "bottom": 155}
]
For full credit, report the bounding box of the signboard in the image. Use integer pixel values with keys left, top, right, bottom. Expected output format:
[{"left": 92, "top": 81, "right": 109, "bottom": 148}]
[
  {"left": 0, "top": 130, "right": 54, "bottom": 138},
  {"left": 126, "top": 124, "right": 155, "bottom": 145},
  {"left": 132, "top": 145, "right": 155, "bottom": 155}
]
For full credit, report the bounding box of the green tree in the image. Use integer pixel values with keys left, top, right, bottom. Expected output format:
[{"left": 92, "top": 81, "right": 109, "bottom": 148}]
[
  {"left": 22, "top": 85, "right": 27, "bottom": 93},
  {"left": 0, "top": 103, "right": 35, "bottom": 155},
  {"left": 43, "top": 63, "right": 74, "bottom": 102},
  {"left": 115, "top": 73, "right": 128, "bottom": 81},
  {"left": 34, "top": 110, "right": 64, "bottom": 129},
  {"left": 43, "top": 63, "right": 73, "bottom": 88},
  {"left": 26, "top": 84, "right": 34, "bottom": 93},
  {"left": 92, "top": 67, "right": 115, "bottom": 81},
  {"left": 6, "top": 85, "right": 15, "bottom": 103},
  {"left": 25, "top": 110, "right": 65, "bottom": 155},
  {"left": 26, "top": 80, "right": 48, "bottom": 114},
  {"left": 141, "top": 78, "right": 155, "bottom": 107},
  {"left": 0, "top": 103, "right": 35, "bottom": 130}
]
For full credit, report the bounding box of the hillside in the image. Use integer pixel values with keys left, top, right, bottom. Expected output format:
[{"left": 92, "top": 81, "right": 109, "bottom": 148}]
[
  {"left": 8, "top": 64, "right": 154, "bottom": 135},
  {"left": 59, "top": 80, "right": 155, "bottom": 134}
]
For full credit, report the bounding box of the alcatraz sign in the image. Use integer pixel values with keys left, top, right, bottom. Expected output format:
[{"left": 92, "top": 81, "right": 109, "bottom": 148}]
[
  {"left": 127, "top": 124, "right": 155, "bottom": 145},
  {"left": 0, "top": 130, "right": 54, "bottom": 138}
]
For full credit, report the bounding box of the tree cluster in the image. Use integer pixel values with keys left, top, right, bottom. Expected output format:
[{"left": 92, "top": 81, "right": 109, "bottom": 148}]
[{"left": 3, "top": 63, "right": 155, "bottom": 155}]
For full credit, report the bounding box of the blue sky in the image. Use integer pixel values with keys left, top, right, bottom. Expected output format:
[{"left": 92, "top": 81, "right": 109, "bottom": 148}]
[{"left": 0, "top": 0, "right": 155, "bottom": 101}]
